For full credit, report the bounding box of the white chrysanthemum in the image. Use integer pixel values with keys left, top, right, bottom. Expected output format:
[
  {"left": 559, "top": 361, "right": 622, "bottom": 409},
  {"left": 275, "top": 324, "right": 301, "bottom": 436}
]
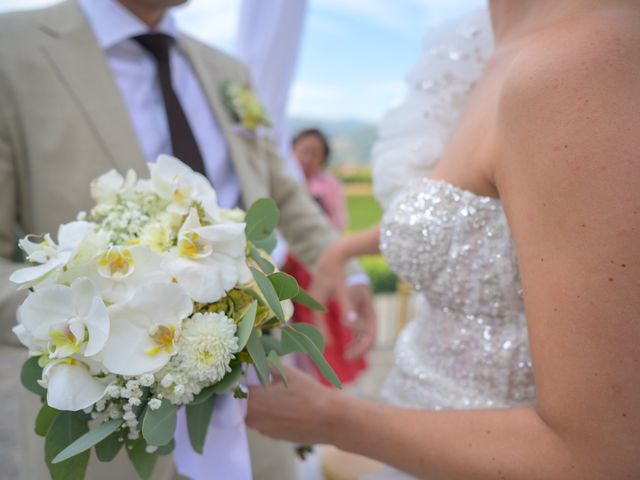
[
  {"left": 176, "top": 312, "right": 238, "bottom": 384},
  {"left": 154, "top": 312, "right": 239, "bottom": 404}
]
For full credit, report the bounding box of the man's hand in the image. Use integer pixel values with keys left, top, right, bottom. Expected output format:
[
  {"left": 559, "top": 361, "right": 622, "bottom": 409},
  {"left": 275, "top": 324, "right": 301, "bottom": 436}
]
[
  {"left": 308, "top": 243, "right": 377, "bottom": 359},
  {"left": 343, "top": 282, "right": 376, "bottom": 359}
]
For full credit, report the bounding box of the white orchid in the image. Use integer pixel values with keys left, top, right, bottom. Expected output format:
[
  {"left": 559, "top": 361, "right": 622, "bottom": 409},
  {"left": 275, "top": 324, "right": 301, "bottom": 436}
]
[
  {"left": 100, "top": 283, "right": 193, "bottom": 376},
  {"left": 42, "top": 357, "right": 111, "bottom": 411},
  {"left": 90, "top": 168, "right": 137, "bottom": 205},
  {"left": 149, "top": 154, "right": 219, "bottom": 221},
  {"left": 10, "top": 221, "right": 106, "bottom": 287},
  {"left": 166, "top": 208, "right": 252, "bottom": 303},
  {"left": 72, "top": 245, "right": 171, "bottom": 304},
  {"left": 15, "top": 278, "right": 110, "bottom": 359}
]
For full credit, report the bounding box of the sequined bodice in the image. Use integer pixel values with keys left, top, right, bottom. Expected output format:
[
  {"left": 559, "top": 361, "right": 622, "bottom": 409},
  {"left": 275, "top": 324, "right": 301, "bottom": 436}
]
[{"left": 379, "top": 179, "right": 535, "bottom": 409}]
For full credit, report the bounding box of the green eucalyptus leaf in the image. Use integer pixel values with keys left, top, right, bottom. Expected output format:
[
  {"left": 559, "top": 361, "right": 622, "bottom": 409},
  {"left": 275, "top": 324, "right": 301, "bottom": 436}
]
[
  {"left": 293, "top": 289, "right": 326, "bottom": 312},
  {"left": 53, "top": 418, "right": 123, "bottom": 463},
  {"left": 95, "top": 429, "right": 124, "bottom": 462},
  {"left": 190, "top": 386, "right": 216, "bottom": 406},
  {"left": 290, "top": 323, "right": 325, "bottom": 351},
  {"left": 126, "top": 437, "right": 158, "bottom": 480},
  {"left": 245, "top": 198, "right": 279, "bottom": 242},
  {"left": 246, "top": 330, "right": 270, "bottom": 385},
  {"left": 252, "top": 232, "right": 277, "bottom": 254},
  {"left": 156, "top": 438, "right": 175, "bottom": 456},
  {"left": 250, "top": 267, "right": 284, "bottom": 321},
  {"left": 21, "top": 356, "right": 46, "bottom": 397},
  {"left": 281, "top": 328, "right": 304, "bottom": 355},
  {"left": 45, "top": 411, "right": 90, "bottom": 480},
  {"left": 249, "top": 246, "right": 275, "bottom": 274},
  {"left": 191, "top": 362, "right": 243, "bottom": 406},
  {"left": 210, "top": 363, "right": 244, "bottom": 394},
  {"left": 141, "top": 399, "right": 177, "bottom": 446},
  {"left": 186, "top": 395, "right": 216, "bottom": 454},
  {"left": 237, "top": 301, "right": 257, "bottom": 350},
  {"left": 268, "top": 272, "right": 299, "bottom": 300},
  {"left": 35, "top": 403, "right": 60, "bottom": 437},
  {"left": 260, "top": 335, "right": 284, "bottom": 355},
  {"left": 283, "top": 328, "right": 341, "bottom": 389},
  {"left": 245, "top": 288, "right": 264, "bottom": 304},
  {"left": 266, "top": 350, "right": 288, "bottom": 386}
]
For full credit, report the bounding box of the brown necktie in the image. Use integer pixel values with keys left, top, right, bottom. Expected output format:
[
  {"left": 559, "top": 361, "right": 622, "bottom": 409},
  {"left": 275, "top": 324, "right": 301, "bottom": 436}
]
[{"left": 134, "top": 33, "right": 207, "bottom": 176}]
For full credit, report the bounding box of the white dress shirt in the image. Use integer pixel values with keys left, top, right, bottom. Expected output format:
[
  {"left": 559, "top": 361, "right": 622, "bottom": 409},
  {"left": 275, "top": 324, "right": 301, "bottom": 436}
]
[
  {"left": 76, "top": 0, "right": 363, "bottom": 276},
  {"left": 77, "top": 0, "right": 241, "bottom": 209}
]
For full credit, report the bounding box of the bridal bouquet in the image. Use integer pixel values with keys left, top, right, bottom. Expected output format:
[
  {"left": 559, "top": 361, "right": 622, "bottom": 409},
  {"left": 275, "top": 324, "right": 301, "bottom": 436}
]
[{"left": 11, "top": 155, "right": 338, "bottom": 480}]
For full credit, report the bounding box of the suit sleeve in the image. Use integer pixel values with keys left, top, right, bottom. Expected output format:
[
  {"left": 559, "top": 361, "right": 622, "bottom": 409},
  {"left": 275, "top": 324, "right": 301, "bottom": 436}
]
[
  {"left": 258, "top": 133, "right": 363, "bottom": 277},
  {"left": 218, "top": 55, "right": 364, "bottom": 277}
]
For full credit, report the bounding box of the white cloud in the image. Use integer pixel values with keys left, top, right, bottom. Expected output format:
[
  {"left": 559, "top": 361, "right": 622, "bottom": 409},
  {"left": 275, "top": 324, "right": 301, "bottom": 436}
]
[
  {"left": 173, "top": 0, "right": 241, "bottom": 53},
  {"left": 311, "top": 0, "right": 485, "bottom": 31},
  {"left": 288, "top": 80, "right": 406, "bottom": 122},
  {"left": 311, "top": 0, "right": 425, "bottom": 34}
]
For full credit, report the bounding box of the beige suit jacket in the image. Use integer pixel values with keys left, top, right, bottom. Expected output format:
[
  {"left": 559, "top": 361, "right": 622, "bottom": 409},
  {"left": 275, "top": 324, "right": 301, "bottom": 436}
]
[{"left": 0, "top": 1, "right": 353, "bottom": 478}]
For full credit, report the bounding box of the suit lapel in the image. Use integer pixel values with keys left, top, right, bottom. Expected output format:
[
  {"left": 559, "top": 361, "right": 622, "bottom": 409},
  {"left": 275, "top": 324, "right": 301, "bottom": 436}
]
[
  {"left": 179, "top": 37, "right": 256, "bottom": 208},
  {"left": 38, "top": 1, "right": 147, "bottom": 176}
]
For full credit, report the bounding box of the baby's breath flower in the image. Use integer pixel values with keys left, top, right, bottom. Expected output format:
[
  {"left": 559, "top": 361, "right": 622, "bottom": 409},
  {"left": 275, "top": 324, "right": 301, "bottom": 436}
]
[
  {"left": 125, "top": 380, "right": 140, "bottom": 391},
  {"left": 173, "top": 384, "right": 185, "bottom": 396},
  {"left": 106, "top": 384, "right": 121, "bottom": 398},
  {"left": 123, "top": 411, "right": 136, "bottom": 422},
  {"left": 139, "top": 374, "right": 155, "bottom": 387},
  {"left": 160, "top": 374, "right": 174, "bottom": 388},
  {"left": 109, "top": 408, "right": 123, "bottom": 420}
]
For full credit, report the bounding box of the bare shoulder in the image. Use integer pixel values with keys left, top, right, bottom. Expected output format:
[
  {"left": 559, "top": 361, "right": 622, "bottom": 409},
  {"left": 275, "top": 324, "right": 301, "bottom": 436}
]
[
  {"left": 497, "top": 7, "right": 640, "bottom": 176},
  {"left": 500, "top": 10, "right": 639, "bottom": 111}
]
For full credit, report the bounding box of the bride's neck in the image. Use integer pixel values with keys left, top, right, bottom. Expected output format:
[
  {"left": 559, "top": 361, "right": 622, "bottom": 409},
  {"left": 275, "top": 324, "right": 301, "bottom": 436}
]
[{"left": 489, "top": 0, "right": 624, "bottom": 43}]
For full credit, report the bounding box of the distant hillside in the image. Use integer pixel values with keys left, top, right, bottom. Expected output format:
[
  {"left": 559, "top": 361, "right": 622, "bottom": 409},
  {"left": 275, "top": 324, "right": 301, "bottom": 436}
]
[{"left": 288, "top": 117, "right": 378, "bottom": 166}]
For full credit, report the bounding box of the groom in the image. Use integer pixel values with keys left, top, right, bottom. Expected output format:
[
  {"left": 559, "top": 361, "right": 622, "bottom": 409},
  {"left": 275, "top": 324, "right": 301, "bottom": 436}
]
[{"left": 0, "top": 0, "right": 374, "bottom": 479}]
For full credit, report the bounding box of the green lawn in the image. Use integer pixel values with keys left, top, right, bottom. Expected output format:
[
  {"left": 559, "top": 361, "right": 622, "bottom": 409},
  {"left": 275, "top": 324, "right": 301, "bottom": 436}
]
[
  {"left": 347, "top": 194, "right": 383, "bottom": 233},
  {"left": 346, "top": 192, "right": 397, "bottom": 293}
]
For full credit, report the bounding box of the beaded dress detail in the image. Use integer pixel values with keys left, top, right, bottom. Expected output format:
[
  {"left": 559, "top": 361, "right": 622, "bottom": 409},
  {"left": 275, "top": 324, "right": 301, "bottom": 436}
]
[
  {"left": 379, "top": 179, "right": 534, "bottom": 410},
  {"left": 372, "top": 9, "right": 535, "bottom": 420}
]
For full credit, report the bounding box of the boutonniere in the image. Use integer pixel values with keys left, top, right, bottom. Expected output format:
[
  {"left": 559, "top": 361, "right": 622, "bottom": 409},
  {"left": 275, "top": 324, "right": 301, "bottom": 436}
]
[{"left": 223, "top": 81, "right": 272, "bottom": 134}]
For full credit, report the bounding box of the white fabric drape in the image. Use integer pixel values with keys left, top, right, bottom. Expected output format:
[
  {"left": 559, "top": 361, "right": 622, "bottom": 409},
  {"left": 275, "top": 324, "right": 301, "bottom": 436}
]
[
  {"left": 236, "top": 0, "right": 308, "bottom": 177},
  {"left": 236, "top": 0, "right": 309, "bottom": 267}
]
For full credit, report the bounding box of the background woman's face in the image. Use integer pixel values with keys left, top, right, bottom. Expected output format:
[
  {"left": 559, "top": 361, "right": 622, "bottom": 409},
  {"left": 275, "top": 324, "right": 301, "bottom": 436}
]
[
  {"left": 294, "top": 134, "right": 326, "bottom": 179},
  {"left": 294, "top": 134, "right": 326, "bottom": 180}
]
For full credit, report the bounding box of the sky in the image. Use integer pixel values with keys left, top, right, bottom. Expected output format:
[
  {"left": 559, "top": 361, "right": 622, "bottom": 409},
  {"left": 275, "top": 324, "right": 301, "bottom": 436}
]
[{"left": 0, "top": 0, "right": 484, "bottom": 122}]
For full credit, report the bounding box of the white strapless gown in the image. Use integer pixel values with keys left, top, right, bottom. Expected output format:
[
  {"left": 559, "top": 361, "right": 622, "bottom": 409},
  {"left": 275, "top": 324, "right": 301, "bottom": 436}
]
[{"left": 367, "top": 9, "right": 536, "bottom": 480}]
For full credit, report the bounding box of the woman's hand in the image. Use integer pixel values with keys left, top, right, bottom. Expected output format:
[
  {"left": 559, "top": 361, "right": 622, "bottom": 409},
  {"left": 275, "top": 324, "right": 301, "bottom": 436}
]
[
  {"left": 309, "top": 227, "right": 381, "bottom": 356},
  {"left": 246, "top": 365, "right": 339, "bottom": 445}
]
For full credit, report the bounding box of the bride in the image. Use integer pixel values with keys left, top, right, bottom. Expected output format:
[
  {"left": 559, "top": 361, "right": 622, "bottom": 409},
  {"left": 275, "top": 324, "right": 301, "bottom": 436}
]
[{"left": 247, "top": 0, "right": 640, "bottom": 478}]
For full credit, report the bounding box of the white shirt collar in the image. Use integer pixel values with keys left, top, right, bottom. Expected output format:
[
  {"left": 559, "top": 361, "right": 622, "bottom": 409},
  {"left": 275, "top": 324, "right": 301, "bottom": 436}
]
[{"left": 77, "top": 0, "right": 179, "bottom": 50}]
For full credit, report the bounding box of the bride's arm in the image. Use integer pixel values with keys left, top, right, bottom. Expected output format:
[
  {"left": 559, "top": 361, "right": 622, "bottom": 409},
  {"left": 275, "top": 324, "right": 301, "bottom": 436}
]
[{"left": 248, "top": 15, "right": 640, "bottom": 479}]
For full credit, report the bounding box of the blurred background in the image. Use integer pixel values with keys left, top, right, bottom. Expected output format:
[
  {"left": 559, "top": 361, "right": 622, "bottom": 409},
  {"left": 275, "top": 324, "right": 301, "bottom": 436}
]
[{"left": 0, "top": 1, "right": 484, "bottom": 477}]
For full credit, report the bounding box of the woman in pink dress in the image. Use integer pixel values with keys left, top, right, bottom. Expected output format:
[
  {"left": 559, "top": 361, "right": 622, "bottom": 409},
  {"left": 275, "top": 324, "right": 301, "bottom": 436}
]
[
  {"left": 292, "top": 128, "right": 347, "bottom": 231},
  {"left": 285, "top": 128, "right": 366, "bottom": 385}
]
